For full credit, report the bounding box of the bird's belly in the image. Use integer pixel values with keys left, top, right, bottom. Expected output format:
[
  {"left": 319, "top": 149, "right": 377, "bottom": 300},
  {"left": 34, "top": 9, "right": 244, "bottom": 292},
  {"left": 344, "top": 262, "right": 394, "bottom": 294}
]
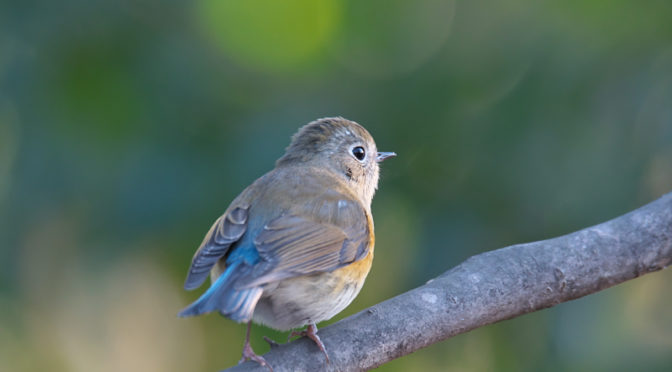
[{"left": 252, "top": 252, "right": 373, "bottom": 331}]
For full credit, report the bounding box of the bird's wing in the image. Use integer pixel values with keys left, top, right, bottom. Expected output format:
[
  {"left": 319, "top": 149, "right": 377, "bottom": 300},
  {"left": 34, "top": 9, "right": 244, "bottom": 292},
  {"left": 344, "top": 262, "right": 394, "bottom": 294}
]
[
  {"left": 183, "top": 204, "right": 248, "bottom": 290},
  {"left": 239, "top": 198, "right": 370, "bottom": 288}
]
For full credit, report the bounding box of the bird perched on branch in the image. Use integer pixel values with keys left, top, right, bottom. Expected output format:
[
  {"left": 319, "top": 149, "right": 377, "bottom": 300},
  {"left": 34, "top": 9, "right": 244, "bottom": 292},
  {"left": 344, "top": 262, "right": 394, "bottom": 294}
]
[{"left": 179, "top": 117, "right": 395, "bottom": 370}]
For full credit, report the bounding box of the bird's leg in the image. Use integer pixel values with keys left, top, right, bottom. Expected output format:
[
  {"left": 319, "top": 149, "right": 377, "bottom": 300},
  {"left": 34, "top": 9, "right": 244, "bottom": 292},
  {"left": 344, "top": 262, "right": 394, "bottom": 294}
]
[
  {"left": 239, "top": 322, "right": 273, "bottom": 371},
  {"left": 287, "top": 322, "right": 330, "bottom": 363}
]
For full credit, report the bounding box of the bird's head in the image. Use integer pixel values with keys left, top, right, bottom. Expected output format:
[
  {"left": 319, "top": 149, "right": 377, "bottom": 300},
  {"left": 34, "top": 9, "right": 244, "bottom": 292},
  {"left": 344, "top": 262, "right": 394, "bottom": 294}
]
[{"left": 277, "top": 117, "right": 395, "bottom": 205}]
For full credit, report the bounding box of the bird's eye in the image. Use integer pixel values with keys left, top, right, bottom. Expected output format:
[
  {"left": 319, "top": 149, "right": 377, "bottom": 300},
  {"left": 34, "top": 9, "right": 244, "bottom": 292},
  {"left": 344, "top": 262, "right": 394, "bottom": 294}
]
[{"left": 351, "top": 146, "right": 366, "bottom": 161}]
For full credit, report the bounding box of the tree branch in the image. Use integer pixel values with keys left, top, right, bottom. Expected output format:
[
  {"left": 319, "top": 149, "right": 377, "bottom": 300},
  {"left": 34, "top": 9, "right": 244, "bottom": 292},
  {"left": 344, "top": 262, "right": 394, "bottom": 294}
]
[{"left": 224, "top": 192, "right": 672, "bottom": 372}]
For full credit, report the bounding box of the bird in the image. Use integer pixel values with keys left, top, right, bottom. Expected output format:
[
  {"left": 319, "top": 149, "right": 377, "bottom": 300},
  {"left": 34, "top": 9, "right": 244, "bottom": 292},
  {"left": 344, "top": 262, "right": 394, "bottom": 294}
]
[{"left": 178, "top": 117, "right": 395, "bottom": 370}]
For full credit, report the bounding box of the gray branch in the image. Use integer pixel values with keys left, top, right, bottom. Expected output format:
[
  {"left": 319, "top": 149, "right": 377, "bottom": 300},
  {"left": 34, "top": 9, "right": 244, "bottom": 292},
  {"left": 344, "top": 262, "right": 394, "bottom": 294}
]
[{"left": 224, "top": 192, "right": 672, "bottom": 372}]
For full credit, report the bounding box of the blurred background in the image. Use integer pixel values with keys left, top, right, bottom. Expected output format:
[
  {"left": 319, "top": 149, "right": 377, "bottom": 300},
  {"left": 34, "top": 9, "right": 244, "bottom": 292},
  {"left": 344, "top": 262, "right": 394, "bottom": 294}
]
[{"left": 1, "top": 0, "right": 672, "bottom": 371}]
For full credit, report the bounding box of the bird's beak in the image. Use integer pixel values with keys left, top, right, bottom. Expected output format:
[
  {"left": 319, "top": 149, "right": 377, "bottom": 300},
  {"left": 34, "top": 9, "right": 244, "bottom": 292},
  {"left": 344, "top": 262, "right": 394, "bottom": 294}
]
[{"left": 376, "top": 152, "right": 397, "bottom": 163}]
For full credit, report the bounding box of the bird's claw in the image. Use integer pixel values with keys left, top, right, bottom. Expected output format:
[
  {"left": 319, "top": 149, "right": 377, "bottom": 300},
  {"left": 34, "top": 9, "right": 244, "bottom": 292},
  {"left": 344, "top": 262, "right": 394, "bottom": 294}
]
[
  {"left": 263, "top": 336, "right": 280, "bottom": 349},
  {"left": 239, "top": 341, "right": 273, "bottom": 372},
  {"left": 287, "top": 323, "right": 330, "bottom": 363}
]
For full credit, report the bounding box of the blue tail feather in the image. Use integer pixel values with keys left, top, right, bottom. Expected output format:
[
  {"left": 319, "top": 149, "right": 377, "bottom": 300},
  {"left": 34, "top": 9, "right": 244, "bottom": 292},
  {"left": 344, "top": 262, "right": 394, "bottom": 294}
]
[{"left": 178, "top": 260, "right": 262, "bottom": 322}]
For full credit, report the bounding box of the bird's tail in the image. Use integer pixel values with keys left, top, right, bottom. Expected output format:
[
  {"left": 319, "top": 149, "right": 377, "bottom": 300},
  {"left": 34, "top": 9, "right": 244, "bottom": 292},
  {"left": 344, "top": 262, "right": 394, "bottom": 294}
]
[{"left": 178, "top": 261, "right": 263, "bottom": 322}]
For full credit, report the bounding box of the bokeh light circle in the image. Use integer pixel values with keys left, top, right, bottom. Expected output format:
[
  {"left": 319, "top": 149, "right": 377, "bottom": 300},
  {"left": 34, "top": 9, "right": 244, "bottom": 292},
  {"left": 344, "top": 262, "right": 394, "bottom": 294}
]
[{"left": 197, "top": 0, "right": 342, "bottom": 74}]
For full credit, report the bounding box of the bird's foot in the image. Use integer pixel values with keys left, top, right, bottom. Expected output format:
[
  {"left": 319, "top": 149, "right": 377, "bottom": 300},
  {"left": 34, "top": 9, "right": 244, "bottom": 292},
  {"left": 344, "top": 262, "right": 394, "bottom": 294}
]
[
  {"left": 287, "top": 323, "right": 330, "bottom": 363},
  {"left": 239, "top": 341, "right": 273, "bottom": 372}
]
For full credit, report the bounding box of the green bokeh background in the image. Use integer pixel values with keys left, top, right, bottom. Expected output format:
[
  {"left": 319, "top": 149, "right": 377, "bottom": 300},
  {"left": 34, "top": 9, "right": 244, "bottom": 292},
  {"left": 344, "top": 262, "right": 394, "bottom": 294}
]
[{"left": 2, "top": 1, "right": 672, "bottom": 371}]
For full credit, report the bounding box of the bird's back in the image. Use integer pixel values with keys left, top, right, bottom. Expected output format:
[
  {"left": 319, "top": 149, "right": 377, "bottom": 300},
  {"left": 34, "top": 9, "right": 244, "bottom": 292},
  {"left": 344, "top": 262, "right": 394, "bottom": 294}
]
[{"left": 247, "top": 166, "right": 376, "bottom": 329}]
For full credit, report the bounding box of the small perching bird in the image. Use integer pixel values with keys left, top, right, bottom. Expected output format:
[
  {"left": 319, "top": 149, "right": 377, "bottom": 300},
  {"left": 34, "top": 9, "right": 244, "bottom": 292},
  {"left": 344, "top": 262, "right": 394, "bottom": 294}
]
[{"left": 179, "top": 117, "right": 395, "bottom": 370}]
